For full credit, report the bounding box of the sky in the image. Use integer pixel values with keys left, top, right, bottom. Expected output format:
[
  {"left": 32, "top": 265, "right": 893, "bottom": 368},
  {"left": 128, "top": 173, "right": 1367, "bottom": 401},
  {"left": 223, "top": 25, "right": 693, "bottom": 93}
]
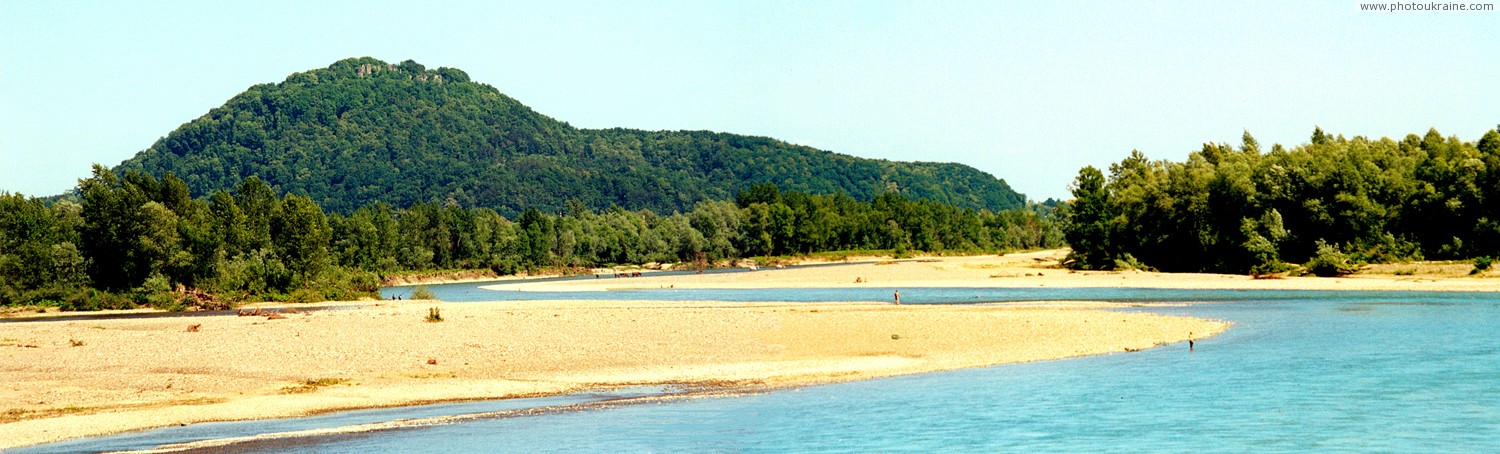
[{"left": 2, "top": 0, "right": 1497, "bottom": 201}]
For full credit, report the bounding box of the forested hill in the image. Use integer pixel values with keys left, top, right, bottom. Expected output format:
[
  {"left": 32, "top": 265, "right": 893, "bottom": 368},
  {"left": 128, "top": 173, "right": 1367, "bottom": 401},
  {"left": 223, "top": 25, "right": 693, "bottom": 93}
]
[{"left": 114, "top": 57, "right": 1025, "bottom": 216}]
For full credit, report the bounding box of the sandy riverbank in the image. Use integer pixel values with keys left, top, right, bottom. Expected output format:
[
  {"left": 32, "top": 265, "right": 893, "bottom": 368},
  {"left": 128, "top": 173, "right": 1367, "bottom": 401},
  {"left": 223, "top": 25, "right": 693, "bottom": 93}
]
[
  {"left": 479, "top": 249, "right": 1500, "bottom": 293},
  {"left": 0, "top": 296, "right": 1225, "bottom": 449}
]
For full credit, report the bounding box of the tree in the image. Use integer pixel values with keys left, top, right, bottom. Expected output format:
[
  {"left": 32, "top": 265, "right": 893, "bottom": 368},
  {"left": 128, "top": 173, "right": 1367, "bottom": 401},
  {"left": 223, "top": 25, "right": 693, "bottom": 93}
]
[
  {"left": 1241, "top": 130, "right": 1261, "bottom": 154},
  {"left": 1063, "top": 166, "right": 1114, "bottom": 269},
  {"left": 270, "top": 194, "right": 331, "bottom": 281},
  {"left": 739, "top": 203, "right": 774, "bottom": 257},
  {"left": 0, "top": 193, "right": 85, "bottom": 298},
  {"left": 518, "top": 208, "right": 554, "bottom": 267},
  {"left": 176, "top": 199, "right": 224, "bottom": 287},
  {"left": 208, "top": 190, "right": 248, "bottom": 257},
  {"left": 235, "top": 176, "right": 276, "bottom": 253},
  {"left": 1312, "top": 126, "right": 1330, "bottom": 146},
  {"left": 737, "top": 183, "right": 783, "bottom": 207},
  {"left": 137, "top": 201, "right": 186, "bottom": 282},
  {"left": 79, "top": 166, "right": 152, "bottom": 291},
  {"left": 689, "top": 200, "right": 741, "bottom": 261}
]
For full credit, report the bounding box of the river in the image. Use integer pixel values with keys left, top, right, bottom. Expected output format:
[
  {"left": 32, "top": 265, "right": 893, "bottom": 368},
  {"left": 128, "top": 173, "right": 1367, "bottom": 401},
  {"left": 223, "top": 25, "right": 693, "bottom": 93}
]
[{"left": 17, "top": 285, "right": 1499, "bottom": 452}]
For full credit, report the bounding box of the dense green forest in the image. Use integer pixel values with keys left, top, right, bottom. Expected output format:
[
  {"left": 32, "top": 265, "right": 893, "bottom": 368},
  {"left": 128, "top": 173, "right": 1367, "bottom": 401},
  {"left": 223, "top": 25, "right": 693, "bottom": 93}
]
[
  {"left": 114, "top": 57, "right": 1025, "bottom": 216},
  {"left": 0, "top": 168, "right": 1060, "bottom": 309},
  {"left": 1062, "top": 126, "right": 1500, "bottom": 275}
]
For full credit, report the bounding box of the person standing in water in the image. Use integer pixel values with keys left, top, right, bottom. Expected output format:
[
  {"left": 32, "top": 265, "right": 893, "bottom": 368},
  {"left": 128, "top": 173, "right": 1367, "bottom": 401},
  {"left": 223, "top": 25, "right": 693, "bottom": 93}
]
[
  {"left": 894, "top": 290, "right": 901, "bottom": 304},
  {"left": 1188, "top": 332, "right": 1195, "bottom": 352}
]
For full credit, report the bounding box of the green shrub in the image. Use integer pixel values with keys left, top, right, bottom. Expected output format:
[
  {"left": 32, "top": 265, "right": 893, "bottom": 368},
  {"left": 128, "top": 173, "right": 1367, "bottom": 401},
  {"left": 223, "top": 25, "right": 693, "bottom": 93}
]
[
  {"left": 893, "top": 242, "right": 912, "bottom": 259},
  {"left": 287, "top": 288, "right": 321, "bottom": 303},
  {"left": 1250, "top": 260, "right": 1297, "bottom": 276},
  {"left": 282, "top": 377, "right": 350, "bottom": 394},
  {"left": 1473, "top": 256, "right": 1494, "bottom": 275},
  {"left": 8, "top": 285, "right": 105, "bottom": 310},
  {"left": 426, "top": 307, "right": 443, "bottom": 322},
  {"left": 410, "top": 285, "right": 436, "bottom": 300},
  {"left": 1113, "top": 253, "right": 1154, "bottom": 272},
  {"left": 488, "top": 259, "right": 520, "bottom": 276},
  {"left": 310, "top": 266, "right": 381, "bottom": 301},
  {"left": 1305, "top": 241, "right": 1360, "bottom": 277},
  {"left": 137, "top": 274, "right": 183, "bottom": 310},
  {"left": 1355, "top": 233, "right": 1423, "bottom": 264},
  {"left": 212, "top": 249, "right": 293, "bottom": 298},
  {"left": 346, "top": 270, "right": 381, "bottom": 293},
  {"left": 58, "top": 288, "right": 130, "bottom": 311}
]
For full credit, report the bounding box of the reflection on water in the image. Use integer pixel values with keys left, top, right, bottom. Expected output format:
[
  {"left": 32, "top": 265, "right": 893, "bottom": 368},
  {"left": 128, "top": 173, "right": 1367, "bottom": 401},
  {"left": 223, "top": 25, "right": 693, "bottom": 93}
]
[{"left": 21, "top": 287, "right": 1500, "bottom": 453}]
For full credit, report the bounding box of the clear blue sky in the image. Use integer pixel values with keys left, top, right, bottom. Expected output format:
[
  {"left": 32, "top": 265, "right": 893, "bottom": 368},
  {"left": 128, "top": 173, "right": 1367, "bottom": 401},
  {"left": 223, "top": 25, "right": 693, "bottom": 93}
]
[{"left": 2, "top": 0, "right": 1496, "bottom": 201}]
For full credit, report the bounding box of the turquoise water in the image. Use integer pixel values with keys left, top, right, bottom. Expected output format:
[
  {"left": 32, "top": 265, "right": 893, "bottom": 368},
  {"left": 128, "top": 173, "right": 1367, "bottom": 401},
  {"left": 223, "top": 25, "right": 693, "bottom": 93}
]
[
  {"left": 382, "top": 279, "right": 1486, "bottom": 306},
  {"left": 19, "top": 286, "right": 1500, "bottom": 452}
]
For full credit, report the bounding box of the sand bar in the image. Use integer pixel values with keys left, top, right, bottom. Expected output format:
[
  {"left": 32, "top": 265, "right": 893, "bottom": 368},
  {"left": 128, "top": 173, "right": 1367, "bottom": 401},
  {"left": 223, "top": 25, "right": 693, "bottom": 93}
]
[
  {"left": 480, "top": 250, "right": 1500, "bottom": 293},
  {"left": 1, "top": 295, "right": 1225, "bottom": 449}
]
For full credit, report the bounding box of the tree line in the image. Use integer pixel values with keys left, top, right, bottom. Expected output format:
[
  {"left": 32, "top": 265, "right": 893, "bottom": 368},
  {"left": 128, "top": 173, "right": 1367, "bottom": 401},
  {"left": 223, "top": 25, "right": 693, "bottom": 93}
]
[
  {"left": 1062, "top": 126, "right": 1500, "bottom": 275},
  {"left": 0, "top": 170, "right": 1061, "bottom": 309}
]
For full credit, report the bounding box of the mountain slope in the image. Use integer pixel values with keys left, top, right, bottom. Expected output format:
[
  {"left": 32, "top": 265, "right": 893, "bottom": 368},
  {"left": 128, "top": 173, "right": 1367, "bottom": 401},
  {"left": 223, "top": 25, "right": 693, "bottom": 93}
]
[{"left": 116, "top": 57, "right": 1025, "bottom": 215}]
